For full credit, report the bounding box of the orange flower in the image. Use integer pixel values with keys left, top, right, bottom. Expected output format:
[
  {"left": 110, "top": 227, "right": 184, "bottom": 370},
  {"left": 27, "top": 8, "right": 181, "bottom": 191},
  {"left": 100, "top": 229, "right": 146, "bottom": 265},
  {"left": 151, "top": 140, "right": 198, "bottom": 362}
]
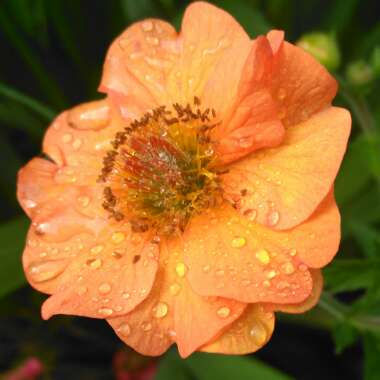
[{"left": 17, "top": 2, "right": 351, "bottom": 358}]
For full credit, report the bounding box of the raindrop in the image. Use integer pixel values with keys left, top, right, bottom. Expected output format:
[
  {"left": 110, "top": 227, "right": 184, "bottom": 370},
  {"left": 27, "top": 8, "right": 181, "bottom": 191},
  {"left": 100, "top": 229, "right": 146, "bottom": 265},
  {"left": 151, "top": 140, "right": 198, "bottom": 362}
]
[
  {"left": 111, "top": 232, "right": 125, "bottom": 244},
  {"left": 169, "top": 283, "right": 181, "bottom": 296},
  {"left": 117, "top": 323, "right": 131, "bottom": 337},
  {"left": 86, "top": 258, "right": 102, "bottom": 269},
  {"left": 255, "top": 249, "right": 270, "bottom": 265},
  {"left": 216, "top": 306, "right": 231, "bottom": 319},
  {"left": 27, "top": 259, "right": 66, "bottom": 283},
  {"left": 175, "top": 262, "right": 187, "bottom": 278},
  {"left": 249, "top": 322, "right": 267, "bottom": 346},
  {"left": 98, "top": 307, "right": 113, "bottom": 317},
  {"left": 267, "top": 210, "right": 280, "bottom": 226},
  {"left": 98, "top": 283, "right": 112, "bottom": 294},
  {"left": 231, "top": 236, "right": 246, "bottom": 248},
  {"left": 153, "top": 302, "right": 168, "bottom": 318}
]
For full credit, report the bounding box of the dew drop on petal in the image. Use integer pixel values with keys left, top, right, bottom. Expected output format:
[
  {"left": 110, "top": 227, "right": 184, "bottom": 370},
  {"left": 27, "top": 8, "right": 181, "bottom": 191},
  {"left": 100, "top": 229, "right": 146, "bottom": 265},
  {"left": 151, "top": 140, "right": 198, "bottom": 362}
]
[
  {"left": 98, "top": 283, "right": 112, "bottom": 294},
  {"left": 153, "top": 302, "right": 168, "bottom": 318},
  {"left": 255, "top": 249, "right": 270, "bottom": 265},
  {"left": 231, "top": 236, "right": 246, "bottom": 248},
  {"left": 216, "top": 306, "right": 231, "bottom": 319},
  {"left": 27, "top": 259, "right": 66, "bottom": 283},
  {"left": 169, "top": 283, "right": 181, "bottom": 296},
  {"left": 249, "top": 322, "right": 267, "bottom": 346},
  {"left": 266, "top": 270, "right": 277, "bottom": 279},
  {"left": 111, "top": 232, "right": 125, "bottom": 244},
  {"left": 62, "top": 133, "right": 72, "bottom": 143},
  {"left": 175, "top": 262, "right": 187, "bottom": 278},
  {"left": 86, "top": 258, "right": 102, "bottom": 269},
  {"left": 117, "top": 323, "right": 131, "bottom": 337},
  {"left": 77, "top": 286, "right": 88, "bottom": 296},
  {"left": 267, "top": 210, "right": 280, "bottom": 226},
  {"left": 98, "top": 307, "right": 113, "bottom": 317},
  {"left": 141, "top": 322, "right": 152, "bottom": 332},
  {"left": 90, "top": 245, "right": 104, "bottom": 255},
  {"left": 289, "top": 248, "right": 297, "bottom": 257},
  {"left": 281, "top": 262, "right": 295, "bottom": 275},
  {"left": 141, "top": 21, "right": 153, "bottom": 32},
  {"left": 77, "top": 196, "right": 90, "bottom": 208}
]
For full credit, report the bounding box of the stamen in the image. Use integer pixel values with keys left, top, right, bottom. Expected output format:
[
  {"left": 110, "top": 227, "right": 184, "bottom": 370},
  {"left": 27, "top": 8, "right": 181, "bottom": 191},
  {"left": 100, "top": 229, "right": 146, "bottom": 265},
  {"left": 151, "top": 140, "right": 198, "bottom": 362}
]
[{"left": 99, "top": 99, "right": 222, "bottom": 236}]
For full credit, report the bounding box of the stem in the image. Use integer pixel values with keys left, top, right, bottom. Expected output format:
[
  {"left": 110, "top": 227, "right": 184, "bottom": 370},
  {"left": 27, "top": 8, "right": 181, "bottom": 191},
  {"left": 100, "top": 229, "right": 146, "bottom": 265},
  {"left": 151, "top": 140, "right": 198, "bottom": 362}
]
[{"left": 0, "top": 81, "right": 56, "bottom": 121}]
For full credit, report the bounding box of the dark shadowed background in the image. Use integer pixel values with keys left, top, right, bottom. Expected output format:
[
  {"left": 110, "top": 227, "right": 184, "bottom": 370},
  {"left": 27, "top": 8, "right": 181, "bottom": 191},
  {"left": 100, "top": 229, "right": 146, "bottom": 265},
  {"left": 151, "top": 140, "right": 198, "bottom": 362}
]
[{"left": 0, "top": 1, "right": 380, "bottom": 379}]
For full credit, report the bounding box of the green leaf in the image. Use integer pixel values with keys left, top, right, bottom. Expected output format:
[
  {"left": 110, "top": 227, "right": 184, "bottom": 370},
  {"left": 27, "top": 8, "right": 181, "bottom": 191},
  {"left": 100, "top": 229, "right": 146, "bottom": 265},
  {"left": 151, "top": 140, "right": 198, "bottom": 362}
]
[
  {"left": 335, "top": 134, "right": 373, "bottom": 205},
  {"left": 349, "top": 221, "right": 380, "bottom": 258},
  {"left": 323, "top": 0, "right": 360, "bottom": 34},
  {"left": 332, "top": 322, "right": 359, "bottom": 354},
  {"left": 324, "top": 259, "right": 378, "bottom": 293},
  {"left": 364, "top": 332, "right": 380, "bottom": 380},
  {"left": 184, "top": 352, "right": 292, "bottom": 380},
  {"left": 0, "top": 217, "right": 29, "bottom": 299},
  {"left": 0, "top": 81, "right": 56, "bottom": 121},
  {"left": 155, "top": 350, "right": 191, "bottom": 380},
  {"left": 120, "top": 0, "right": 159, "bottom": 21}
]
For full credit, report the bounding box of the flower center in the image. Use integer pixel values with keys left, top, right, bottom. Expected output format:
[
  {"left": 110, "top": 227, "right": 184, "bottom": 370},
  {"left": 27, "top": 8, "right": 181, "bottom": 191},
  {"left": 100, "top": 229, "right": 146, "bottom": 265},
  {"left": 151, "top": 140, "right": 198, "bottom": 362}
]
[{"left": 99, "top": 98, "right": 223, "bottom": 237}]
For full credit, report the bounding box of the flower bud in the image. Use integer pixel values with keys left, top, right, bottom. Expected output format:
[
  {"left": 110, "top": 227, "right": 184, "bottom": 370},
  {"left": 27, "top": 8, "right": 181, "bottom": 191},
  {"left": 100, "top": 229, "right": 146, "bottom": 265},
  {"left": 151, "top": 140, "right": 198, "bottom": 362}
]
[
  {"left": 297, "top": 32, "right": 341, "bottom": 71},
  {"left": 345, "top": 60, "right": 374, "bottom": 86},
  {"left": 370, "top": 47, "right": 380, "bottom": 77}
]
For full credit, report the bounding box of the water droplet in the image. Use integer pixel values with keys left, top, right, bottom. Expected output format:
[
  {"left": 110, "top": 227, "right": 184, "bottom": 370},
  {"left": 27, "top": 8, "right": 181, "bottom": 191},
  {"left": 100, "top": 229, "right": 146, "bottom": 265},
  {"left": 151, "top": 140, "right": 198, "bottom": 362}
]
[
  {"left": 141, "top": 21, "right": 153, "bottom": 32},
  {"left": 77, "top": 196, "right": 90, "bottom": 208},
  {"left": 117, "top": 323, "right": 131, "bottom": 337},
  {"left": 90, "top": 245, "right": 104, "bottom": 254},
  {"left": 255, "top": 249, "right": 270, "bottom": 265},
  {"left": 111, "top": 231, "right": 125, "bottom": 244},
  {"left": 281, "top": 262, "right": 295, "bottom": 275},
  {"left": 141, "top": 322, "right": 152, "bottom": 332},
  {"left": 72, "top": 138, "right": 82, "bottom": 150},
  {"left": 86, "top": 258, "right": 102, "bottom": 269},
  {"left": 77, "top": 286, "right": 88, "bottom": 296},
  {"left": 169, "top": 283, "right": 181, "bottom": 296},
  {"left": 153, "top": 302, "right": 168, "bottom": 318},
  {"left": 202, "top": 265, "right": 211, "bottom": 273},
  {"left": 266, "top": 270, "right": 277, "bottom": 279},
  {"left": 267, "top": 210, "right": 280, "bottom": 226},
  {"left": 146, "top": 36, "right": 159, "bottom": 46},
  {"left": 215, "top": 269, "right": 225, "bottom": 276},
  {"left": 231, "top": 236, "right": 246, "bottom": 248},
  {"left": 216, "top": 306, "right": 231, "bottom": 318},
  {"left": 27, "top": 259, "right": 66, "bottom": 283},
  {"left": 122, "top": 292, "right": 131, "bottom": 299},
  {"left": 249, "top": 322, "right": 267, "bottom": 346},
  {"left": 243, "top": 209, "right": 257, "bottom": 221},
  {"left": 98, "top": 307, "right": 113, "bottom": 317},
  {"left": 98, "top": 283, "right": 112, "bottom": 294},
  {"left": 175, "top": 262, "right": 187, "bottom": 278},
  {"left": 289, "top": 248, "right": 297, "bottom": 257},
  {"left": 62, "top": 133, "right": 72, "bottom": 143},
  {"left": 23, "top": 199, "right": 37, "bottom": 209}
]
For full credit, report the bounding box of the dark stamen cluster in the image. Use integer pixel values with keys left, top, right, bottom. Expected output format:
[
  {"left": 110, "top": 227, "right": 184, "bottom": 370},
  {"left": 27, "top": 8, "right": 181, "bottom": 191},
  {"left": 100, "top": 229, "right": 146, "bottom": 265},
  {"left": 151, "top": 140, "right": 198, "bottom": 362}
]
[{"left": 99, "top": 97, "right": 222, "bottom": 236}]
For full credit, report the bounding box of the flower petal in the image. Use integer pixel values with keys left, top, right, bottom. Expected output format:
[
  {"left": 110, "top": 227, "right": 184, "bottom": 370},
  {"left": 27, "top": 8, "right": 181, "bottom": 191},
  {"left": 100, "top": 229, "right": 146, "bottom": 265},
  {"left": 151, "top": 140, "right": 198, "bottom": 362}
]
[
  {"left": 267, "top": 32, "right": 338, "bottom": 127},
  {"left": 99, "top": 19, "right": 179, "bottom": 110},
  {"left": 108, "top": 240, "right": 245, "bottom": 358},
  {"left": 201, "top": 304, "right": 274, "bottom": 354},
  {"left": 167, "top": 1, "right": 250, "bottom": 106},
  {"left": 40, "top": 228, "right": 158, "bottom": 319},
  {"left": 183, "top": 192, "right": 339, "bottom": 304},
  {"left": 267, "top": 269, "right": 323, "bottom": 314},
  {"left": 223, "top": 107, "right": 351, "bottom": 230}
]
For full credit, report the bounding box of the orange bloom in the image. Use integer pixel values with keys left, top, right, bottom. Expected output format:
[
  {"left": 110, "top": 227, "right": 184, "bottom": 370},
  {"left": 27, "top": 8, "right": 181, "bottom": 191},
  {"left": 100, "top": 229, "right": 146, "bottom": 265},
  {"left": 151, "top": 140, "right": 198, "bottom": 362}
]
[{"left": 17, "top": 2, "right": 350, "bottom": 357}]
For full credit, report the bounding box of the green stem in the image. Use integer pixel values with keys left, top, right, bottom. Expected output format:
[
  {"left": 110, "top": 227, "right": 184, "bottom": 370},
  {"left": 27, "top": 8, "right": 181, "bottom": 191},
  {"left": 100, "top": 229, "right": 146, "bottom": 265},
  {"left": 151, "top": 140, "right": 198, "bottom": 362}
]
[{"left": 0, "top": 81, "right": 56, "bottom": 121}]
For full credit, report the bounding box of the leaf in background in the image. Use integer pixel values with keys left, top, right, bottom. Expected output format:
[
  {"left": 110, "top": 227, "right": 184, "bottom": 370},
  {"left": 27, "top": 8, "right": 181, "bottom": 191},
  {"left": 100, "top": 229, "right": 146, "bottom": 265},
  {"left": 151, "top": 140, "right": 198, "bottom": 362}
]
[
  {"left": 216, "top": 0, "right": 271, "bottom": 37},
  {"left": 184, "top": 352, "right": 292, "bottom": 380},
  {"left": 120, "top": 0, "right": 159, "bottom": 21},
  {"left": 364, "top": 332, "right": 380, "bottom": 380},
  {"left": 332, "top": 322, "right": 359, "bottom": 354},
  {"left": 349, "top": 221, "right": 380, "bottom": 259},
  {"left": 323, "top": 259, "right": 377, "bottom": 293},
  {"left": 0, "top": 217, "right": 28, "bottom": 299},
  {"left": 0, "top": 6, "right": 67, "bottom": 109},
  {"left": 323, "top": 0, "right": 360, "bottom": 35},
  {"left": 335, "top": 134, "right": 373, "bottom": 205},
  {"left": 155, "top": 350, "right": 191, "bottom": 380}
]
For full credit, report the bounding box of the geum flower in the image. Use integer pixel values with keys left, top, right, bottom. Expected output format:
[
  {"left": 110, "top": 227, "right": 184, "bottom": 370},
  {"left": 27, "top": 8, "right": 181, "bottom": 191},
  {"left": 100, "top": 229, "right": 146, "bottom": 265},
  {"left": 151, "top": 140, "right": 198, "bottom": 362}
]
[{"left": 17, "top": 2, "right": 350, "bottom": 358}]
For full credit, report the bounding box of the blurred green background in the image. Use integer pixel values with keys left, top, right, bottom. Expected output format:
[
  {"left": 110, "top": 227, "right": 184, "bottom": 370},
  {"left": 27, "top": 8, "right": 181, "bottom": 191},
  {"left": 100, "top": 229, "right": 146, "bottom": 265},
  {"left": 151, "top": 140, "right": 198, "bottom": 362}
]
[{"left": 0, "top": 0, "right": 379, "bottom": 379}]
